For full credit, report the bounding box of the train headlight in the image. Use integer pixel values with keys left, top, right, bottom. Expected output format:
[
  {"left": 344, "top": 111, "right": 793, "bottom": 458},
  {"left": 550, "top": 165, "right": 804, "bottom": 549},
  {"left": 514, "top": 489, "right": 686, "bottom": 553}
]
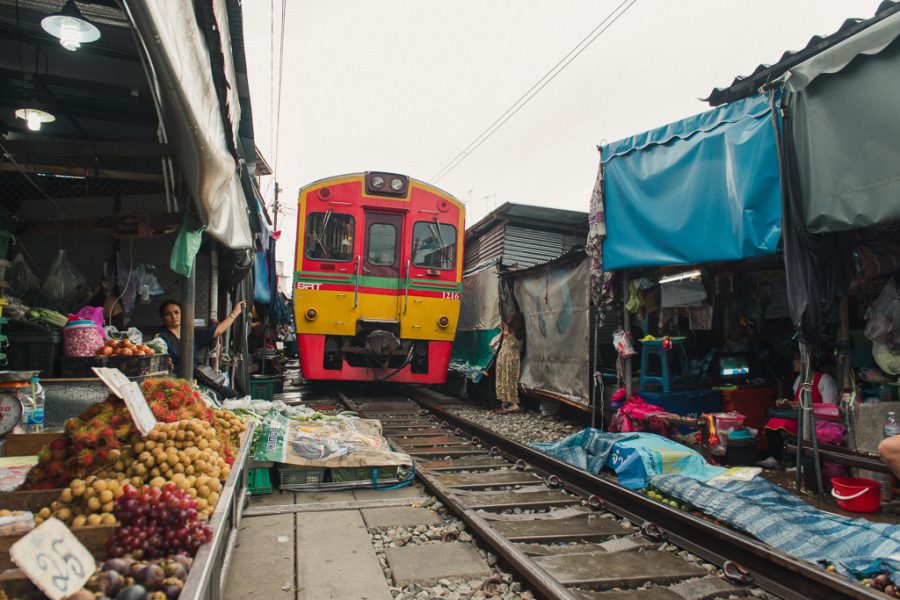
[
  {"left": 390, "top": 177, "right": 404, "bottom": 191},
  {"left": 318, "top": 187, "right": 332, "bottom": 200},
  {"left": 371, "top": 176, "right": 385, "bottom": 190},
  {"left": 437, "top": 316, "right": 450, "bottom": 328},
  {"left": 305, "top": 308, "right": 318, "bottom": 321}
]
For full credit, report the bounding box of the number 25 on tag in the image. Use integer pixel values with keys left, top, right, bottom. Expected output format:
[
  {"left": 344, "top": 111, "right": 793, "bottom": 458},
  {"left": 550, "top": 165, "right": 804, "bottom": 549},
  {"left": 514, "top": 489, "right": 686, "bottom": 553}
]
[{"left": 10, "top": 517, "right": 96, "bottom": 600}]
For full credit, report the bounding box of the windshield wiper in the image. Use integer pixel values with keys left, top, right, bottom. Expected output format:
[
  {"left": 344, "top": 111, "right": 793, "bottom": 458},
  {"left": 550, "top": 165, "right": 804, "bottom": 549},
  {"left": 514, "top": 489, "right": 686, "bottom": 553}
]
[
  {"left": 314, "top": 210, "right": 333, "bottom": 256},
  {"left": 429, "top": 219, "right": 449, "bottom": 267}
]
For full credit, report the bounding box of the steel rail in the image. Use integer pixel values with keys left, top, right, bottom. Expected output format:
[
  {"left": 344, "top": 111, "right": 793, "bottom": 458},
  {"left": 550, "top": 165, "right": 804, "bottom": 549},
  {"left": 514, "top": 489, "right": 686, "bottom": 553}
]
[
  {"left": 413, "top": 397, "right": 882, "bottom": 600},
  {"left": 416, "top": 468, "right": 580, "bottom": 600}
]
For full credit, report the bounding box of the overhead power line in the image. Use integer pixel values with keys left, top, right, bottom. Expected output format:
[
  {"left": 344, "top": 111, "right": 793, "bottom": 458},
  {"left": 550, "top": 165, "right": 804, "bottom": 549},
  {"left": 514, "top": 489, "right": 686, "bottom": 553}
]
[{"left": 429, "top": 0, "right": 638, "bottom": 184}]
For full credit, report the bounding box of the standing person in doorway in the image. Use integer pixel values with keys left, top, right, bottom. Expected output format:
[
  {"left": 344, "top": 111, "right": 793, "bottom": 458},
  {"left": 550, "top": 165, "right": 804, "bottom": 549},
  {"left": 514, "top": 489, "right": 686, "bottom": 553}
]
[
  {"left": 158, "top": 299, "right": 246, "bottom": 374},
  {"left": 494, "top": 311, "right": 526, "bottom": 413}
]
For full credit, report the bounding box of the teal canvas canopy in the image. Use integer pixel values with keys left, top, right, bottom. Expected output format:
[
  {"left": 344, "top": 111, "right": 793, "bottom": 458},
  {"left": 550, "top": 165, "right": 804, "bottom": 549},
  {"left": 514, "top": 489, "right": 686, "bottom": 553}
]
[{"left": 601, "top": 92, "right": 783, "bottom": 270}]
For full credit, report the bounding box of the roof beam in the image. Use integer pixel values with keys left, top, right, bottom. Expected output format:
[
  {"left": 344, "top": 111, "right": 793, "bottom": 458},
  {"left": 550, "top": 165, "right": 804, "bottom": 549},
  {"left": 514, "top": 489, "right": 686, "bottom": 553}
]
[{"left": 0, "top": 139, "right": 169, "bottom": 159}]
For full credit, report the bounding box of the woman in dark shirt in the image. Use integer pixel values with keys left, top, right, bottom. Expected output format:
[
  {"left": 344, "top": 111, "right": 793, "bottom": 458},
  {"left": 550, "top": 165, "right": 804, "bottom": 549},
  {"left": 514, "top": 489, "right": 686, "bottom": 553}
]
[{"left": 158, "top": 299, "right": 245, "bottom": 373}]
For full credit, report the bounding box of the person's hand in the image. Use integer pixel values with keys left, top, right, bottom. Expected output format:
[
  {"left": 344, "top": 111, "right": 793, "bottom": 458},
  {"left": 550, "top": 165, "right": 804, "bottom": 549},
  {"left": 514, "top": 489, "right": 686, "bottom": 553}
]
[
  {"left": 860, "top": 367, "right": 889, "bottom": 384},
  {"left": 230, "top": 301, "right": 246, "bottom": 319}
]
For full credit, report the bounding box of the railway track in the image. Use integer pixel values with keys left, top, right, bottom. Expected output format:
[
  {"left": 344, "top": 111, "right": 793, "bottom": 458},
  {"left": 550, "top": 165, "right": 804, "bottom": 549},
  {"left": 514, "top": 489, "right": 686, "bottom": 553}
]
[{"left": 338, "top": 387, "right": 882, "bottom": 600}]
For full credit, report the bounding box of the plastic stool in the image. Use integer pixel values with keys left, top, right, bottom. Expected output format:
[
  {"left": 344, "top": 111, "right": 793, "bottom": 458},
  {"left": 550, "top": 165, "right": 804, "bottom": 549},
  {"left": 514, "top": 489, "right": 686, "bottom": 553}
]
[{"left": 639, "top": 338, "right": 688, "bottom": 392}]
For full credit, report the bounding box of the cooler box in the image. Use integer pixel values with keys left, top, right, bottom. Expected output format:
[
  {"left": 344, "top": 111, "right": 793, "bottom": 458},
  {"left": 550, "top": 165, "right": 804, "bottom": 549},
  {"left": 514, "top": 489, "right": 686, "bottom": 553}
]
[
  {"left": 720, "top": 386, "right": 776, "bottom": 430},
  {"left": 721, "top": 385, "right": 776, "bottom": 449}
]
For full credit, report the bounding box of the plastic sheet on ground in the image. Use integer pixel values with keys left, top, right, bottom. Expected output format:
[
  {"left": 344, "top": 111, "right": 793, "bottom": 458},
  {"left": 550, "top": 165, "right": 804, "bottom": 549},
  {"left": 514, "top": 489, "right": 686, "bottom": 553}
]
[
  {"left": 253, "top": 410, "right": 412, "bottom": 468},
  {"left": 531, "top": 429, "right": 725, "bottom": 490},
  {"left": 651, "top": 473, "right": 900, "bottom": 584}
]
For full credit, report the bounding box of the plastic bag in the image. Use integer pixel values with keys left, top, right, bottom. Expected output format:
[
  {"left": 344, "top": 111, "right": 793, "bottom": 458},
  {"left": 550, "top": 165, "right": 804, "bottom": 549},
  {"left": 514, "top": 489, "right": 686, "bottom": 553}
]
[
  {"left": 138, "top": 267, "right": 165, "bottom": 303},
  {"left": 74, "top": 306, "right": 106, "bottom": 339},
  {"left": 613, "top": 329, "right": 637, "bottom": 357},
  {"left": 170, "top": 217, "right": 206, "bottom": 277},
  {"left": 104, "top": 325, "right": 142, "bottom": 345},
  {"left": 0, "top": 511, "right": 34, "bottom": 535},
  {"left": 7, "top": 255, "right": 41, "bottom": 303},
  {"left": 865, "top": 278, "right": 899, "bottom": 352},
  {"left": 35, "top": 250, "right": 88, "bottom": 313}
]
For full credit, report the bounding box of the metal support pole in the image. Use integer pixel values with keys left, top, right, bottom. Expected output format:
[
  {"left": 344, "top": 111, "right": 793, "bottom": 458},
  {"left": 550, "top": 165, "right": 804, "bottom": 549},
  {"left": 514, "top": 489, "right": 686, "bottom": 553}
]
[
  {"left": 210, "top": 248, "right": 219, "bottom": 371},
  {"left": 179, "top": 263, "right": 196, "bottom": 380},
  {"left": 796, "top": 340, "right": 824, "bottom": 499},
  {"left": 623, "top": 274, "right": 632, "bottom": 399}
]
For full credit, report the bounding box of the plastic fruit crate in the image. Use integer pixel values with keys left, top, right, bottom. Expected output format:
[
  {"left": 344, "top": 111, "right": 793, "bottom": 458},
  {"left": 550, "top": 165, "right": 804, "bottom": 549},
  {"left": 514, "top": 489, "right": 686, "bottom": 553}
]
[
  {"left": 248, "top": 467, "right": 273, "bottom": 495},
  {"left": 330, "top": 466, "right": 400, "bottom": 483},
  {"left": 278, "top": 466, "right": 325, "bottom": 488}
]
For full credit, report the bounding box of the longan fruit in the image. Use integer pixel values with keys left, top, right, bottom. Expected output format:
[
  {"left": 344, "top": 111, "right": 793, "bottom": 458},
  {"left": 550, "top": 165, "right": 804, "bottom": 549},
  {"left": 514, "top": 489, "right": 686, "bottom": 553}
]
[
  {"left": 87, "top": 514, "right": 102, "bottom": 526},
  {"left": 71, "top": 515, "right": 87, "bottom": 528},
  {"left": 60, "top": 488, "right": 74, "bottom": 504},
  {"left": 100, "top": 513, "right": 116, "bottom": 526}
]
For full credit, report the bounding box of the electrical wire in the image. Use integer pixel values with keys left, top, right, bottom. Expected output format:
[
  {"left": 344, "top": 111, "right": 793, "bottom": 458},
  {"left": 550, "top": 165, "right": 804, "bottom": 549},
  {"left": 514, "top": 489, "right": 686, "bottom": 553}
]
[
  {"left": 272, "top": 0, "right": 287, "bottom": 185},
  {"left": 430, "top": 0, "right": 638, "bottom": 184}
]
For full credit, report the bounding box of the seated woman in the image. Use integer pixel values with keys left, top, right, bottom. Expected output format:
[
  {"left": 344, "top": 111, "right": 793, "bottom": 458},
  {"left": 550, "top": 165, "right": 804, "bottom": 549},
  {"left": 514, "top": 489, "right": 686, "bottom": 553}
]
[
  {"left": 158, "top": 299, "right": 245, "bottom": 376},
  {"left": 762, "top": 352, "right": 839, "bottom": 469}
]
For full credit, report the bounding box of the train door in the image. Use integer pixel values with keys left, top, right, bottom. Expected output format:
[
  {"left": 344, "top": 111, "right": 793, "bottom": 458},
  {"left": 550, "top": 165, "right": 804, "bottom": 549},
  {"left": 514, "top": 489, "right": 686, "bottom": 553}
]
[{"left": 360, "top": 212, "right": 403, "bottom": 321}]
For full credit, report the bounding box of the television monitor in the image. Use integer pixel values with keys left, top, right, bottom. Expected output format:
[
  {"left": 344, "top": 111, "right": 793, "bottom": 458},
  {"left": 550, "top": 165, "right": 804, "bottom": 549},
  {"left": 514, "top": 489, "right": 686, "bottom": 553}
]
[{"left": 717, "top": 353, "right": 751, "bottom": 381}]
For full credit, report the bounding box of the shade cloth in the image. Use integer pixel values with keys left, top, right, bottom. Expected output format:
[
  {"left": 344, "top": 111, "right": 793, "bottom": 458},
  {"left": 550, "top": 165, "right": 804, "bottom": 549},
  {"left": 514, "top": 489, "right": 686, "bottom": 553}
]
[
  {"left": 784, "top": 12, "right": 900, "bottom": 233},
  {"left": 511, "top": 256, "right": 590, "bottom": 405},
  {"left": 449, "top": 263, "right": 503, "bottom": 382},
  {"left": 601, "top": 92, "right": 782, "bottom": 270},
  {"left": 126, "top": 0, "right": 253, "bottom": 250}
]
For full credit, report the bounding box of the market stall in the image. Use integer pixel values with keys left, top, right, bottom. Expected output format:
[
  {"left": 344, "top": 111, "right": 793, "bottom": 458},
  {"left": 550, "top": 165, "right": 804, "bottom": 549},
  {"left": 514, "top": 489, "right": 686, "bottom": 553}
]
[{"left": 0, "top": 375, "right": 254, "bottom": 600}]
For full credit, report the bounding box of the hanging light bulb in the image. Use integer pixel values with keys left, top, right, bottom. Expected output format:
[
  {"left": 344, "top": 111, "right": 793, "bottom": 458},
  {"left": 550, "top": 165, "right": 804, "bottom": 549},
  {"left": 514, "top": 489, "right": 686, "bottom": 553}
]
[
  {"left": 41, "top": 0, "right": 100, "bottom": 52},
  {"left": 15, "top": 108, "right": 56, "bottom": 132}
]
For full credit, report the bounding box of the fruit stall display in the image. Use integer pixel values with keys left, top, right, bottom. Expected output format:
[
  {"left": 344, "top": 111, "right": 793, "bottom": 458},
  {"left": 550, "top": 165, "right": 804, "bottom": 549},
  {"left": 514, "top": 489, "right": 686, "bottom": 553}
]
[{"left": 0, "top": 378, "right": 256, "bottom": 600}]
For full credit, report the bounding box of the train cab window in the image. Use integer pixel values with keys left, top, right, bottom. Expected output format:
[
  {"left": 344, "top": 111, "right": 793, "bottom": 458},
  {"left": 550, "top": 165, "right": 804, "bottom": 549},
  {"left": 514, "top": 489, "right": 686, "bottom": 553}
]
[
  {"left": 412, "top": 221, "right": 456, "bottom": 270},
  {"left": 305, "top": 212, "right": 354, "bottom": 261},
  {"left": 367, "top": 223, "right": 397, "bottom": 266}
]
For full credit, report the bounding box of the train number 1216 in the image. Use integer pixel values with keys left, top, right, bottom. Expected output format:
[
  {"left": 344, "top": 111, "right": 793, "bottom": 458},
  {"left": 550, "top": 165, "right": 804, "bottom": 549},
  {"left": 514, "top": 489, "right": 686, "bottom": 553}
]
[{"left": 441, "top": 292, "right": 460, "bottom": 300}]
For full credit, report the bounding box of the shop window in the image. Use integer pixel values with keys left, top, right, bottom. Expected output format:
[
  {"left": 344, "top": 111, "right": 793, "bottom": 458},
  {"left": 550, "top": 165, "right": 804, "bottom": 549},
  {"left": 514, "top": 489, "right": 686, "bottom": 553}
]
[
  {"left": 367, "top": 223, "right": 397, "bottom": 266},
  {"left": 305, "top": 212, "right": 354, "bottom": 261},
  {"left": 412, "top": 221, "right": 456, "bottom": 269}
]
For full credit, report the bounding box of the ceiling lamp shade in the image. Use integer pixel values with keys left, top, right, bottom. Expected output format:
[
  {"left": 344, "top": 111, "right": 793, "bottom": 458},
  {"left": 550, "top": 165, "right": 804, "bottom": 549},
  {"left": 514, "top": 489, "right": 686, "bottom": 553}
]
[
  {"left": 15, "top": 108, "right": 56, "bottom": 131},
  {"left": 41, "top": 0, "right": 100, "bottom": 51}
]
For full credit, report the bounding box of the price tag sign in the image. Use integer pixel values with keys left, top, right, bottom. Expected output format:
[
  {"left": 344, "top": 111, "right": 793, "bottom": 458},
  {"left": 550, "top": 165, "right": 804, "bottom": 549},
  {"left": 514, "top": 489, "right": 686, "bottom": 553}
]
[
  {"left": 10, "top": 517, "right": 96, "bottom": 600},
  {"left": 93, "top": 367, "right": 158, "bottom": 435}
]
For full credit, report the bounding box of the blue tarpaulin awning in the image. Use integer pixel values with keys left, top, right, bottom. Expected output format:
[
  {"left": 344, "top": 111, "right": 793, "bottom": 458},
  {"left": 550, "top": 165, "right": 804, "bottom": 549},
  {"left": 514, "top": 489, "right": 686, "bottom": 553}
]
[{"left": 601, "top": 92, "right": 783, "bottom": 271}]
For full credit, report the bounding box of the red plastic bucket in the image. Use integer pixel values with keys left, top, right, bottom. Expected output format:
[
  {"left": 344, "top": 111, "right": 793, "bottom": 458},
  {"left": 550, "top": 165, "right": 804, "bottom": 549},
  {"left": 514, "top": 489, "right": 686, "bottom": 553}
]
[{"left": 831, "top": 477, "right": 881, "bottom": 513}]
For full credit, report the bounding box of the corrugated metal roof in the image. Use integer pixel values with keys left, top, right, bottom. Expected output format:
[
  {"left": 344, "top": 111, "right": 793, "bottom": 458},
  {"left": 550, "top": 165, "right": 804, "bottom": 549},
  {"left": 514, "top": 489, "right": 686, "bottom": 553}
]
[
  {"left": 706, "top": 0, "right": 900, "bottom": 106},
  {"left": 501, "top": 246, "right": 586, "bottom": 277},
  {"left": 503, "top": 225, "right": 583, "bottom": 269},
  {"left": 463, "top": 202, "right": 588, "bottom": 271},
  {"left": 466, "top": 202, "right": 587, "bottom": 239}
]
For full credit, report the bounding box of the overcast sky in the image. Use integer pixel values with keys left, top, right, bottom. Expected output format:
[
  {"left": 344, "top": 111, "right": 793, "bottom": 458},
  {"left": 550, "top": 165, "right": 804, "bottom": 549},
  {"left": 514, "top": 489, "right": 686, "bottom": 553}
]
[{"left": 241, "top": 0, "right": 883, "bottom": 278}]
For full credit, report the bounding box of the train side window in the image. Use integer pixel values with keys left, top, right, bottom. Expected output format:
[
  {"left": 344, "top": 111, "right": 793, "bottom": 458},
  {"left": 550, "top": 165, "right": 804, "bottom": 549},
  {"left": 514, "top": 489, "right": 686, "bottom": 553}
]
[
  {"left": 367, "top": 223, "right": 397, "bottom": 266},
  {"left": 305, "top": 212, "right": 354, "bottom": 261},
  {"left": 412, "top": 221, "right": 456, "bottom": 270}
]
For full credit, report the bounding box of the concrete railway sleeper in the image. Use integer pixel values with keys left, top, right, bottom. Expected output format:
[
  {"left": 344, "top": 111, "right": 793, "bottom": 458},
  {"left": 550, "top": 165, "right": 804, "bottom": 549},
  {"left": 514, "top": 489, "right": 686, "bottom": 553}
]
[{"left": 337, "top": 389, "right": 884, "bottom": 600}]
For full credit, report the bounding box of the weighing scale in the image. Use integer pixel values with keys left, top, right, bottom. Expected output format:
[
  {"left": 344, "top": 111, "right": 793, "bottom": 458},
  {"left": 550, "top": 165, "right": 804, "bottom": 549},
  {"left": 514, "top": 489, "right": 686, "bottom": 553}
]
[{"left": 0, "top": 391, "right": 24, "bottom": 440}]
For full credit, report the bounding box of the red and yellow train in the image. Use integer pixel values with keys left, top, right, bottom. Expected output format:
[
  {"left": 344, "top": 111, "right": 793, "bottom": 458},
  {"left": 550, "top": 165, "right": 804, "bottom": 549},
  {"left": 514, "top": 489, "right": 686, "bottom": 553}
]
[{"left": 293, "top": 172, "right": 464, "bottom": 383}]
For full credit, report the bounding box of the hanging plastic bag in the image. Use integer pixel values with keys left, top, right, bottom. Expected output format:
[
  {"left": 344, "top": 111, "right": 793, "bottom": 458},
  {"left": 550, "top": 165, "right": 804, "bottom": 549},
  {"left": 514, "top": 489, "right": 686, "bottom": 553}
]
[
  {"left": 170, "top": 217, "right": 206, "bottom": 277},
  {"left": 613, "top": 329, "right": 637, "bottom": 357},
  {"left": 7, "top": 255, "right": 41, "bottom": 304},
  {"left": 865, "top": 278, "right": 899, "bottom": 352},
  {"left": 35, "top": 250, "right": 89, "bottom": 313}
]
